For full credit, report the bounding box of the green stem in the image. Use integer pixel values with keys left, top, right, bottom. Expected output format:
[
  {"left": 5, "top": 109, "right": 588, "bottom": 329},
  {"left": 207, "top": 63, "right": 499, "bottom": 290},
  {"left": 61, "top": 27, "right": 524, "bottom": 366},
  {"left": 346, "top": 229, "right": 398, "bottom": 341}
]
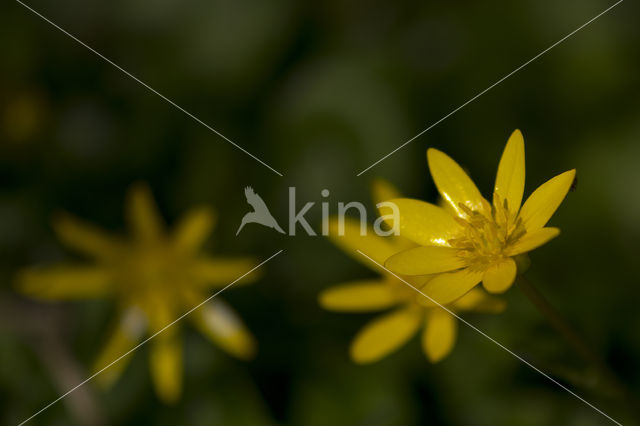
[{"left": 515, "top": 274, "right": 627, "bottom": 397}]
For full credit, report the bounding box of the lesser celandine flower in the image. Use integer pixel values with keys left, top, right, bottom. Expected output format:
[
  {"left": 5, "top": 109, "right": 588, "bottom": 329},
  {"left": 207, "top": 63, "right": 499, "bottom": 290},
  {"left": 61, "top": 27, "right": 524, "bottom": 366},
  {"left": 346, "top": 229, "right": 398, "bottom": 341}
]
[
  {"left": 383, "top": 130, "right": 575, "bottom": 305},
  {"left": 319, "top": 180, "right": 505, "bottom": 363},
  {"left": 18, "top": 183, "right": 258, "bottom": 403}
]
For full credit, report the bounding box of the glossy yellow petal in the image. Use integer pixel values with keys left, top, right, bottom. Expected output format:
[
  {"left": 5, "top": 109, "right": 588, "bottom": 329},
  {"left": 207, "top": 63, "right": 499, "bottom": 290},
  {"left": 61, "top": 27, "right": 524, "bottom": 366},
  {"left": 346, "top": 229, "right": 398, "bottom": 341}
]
[
  {"left": 370, "top": 178, "right": 401, "bottom": 206},
  {"left": 451, "top": 288, "right": 506, "bottom": 313},
  {"left": 482, "top": 258, "right": 517, "bottom": 293},
  {"left": 93, "top": 308, "right": 146, "bottom": 388},
  {"left": 150, "top": 329, "right": 182, "bottom": 403},
  {"left": 191, "top": 300, "right": 256, "bottom": 360},
  {"left": 406, "top": 276, "right": 439, "bottom": 308},
  {"left": 319, "top": 280, "right": 400, "bottom": 312},
  {"left": 437, "top": 196, "right": 458, "bottom": 217},
  {"left": 494, "top": 129, "right": 525, "bottom": 215},
  {"left": 427, "top": 148, "right": 489, "bottom": 216},
  {"left": 507, "top": 227, "right": 560, "bottom": 256},
  {"left": 385, "top": 246, "right": 466, "bottom": 275},
  {"left": 17, "top": 265, "right": 112, "bottom": 299},
  {"left": 126, "top": 182, "right": 165, "bottom": 241},
  {"left": 53, "top": 213, "right": 122, "bottom": 259},
  {"left": 190, "top": 256, "right": 259, "bottom": 288},
  {"left": 173, "top": 207, "right": 216, "bottom": 254},
  {"left": 422, "top": 309, "right": 457, "bottom": 362},
  {"left": 518, "top": 169, "right": 576, "bottom": 231},
  {"left": 380, "top": 198, "right": 462, "bottom": 247},
  {"left": 414, "top": 275, "right": 439, "bottom": 308},
  {"left": 350, "top": 307, "right": 421, "bottom": 364},
  {"left": 329, "top": 217, "right": 401, "bottom": 266},
  {"left": 422, "top": 268, "right": 483, "bottom": 305}
]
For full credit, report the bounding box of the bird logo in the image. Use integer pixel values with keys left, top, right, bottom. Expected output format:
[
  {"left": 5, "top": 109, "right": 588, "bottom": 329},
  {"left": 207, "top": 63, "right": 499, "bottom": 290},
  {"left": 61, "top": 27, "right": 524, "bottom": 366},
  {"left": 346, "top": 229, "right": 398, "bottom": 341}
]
[{"left": 236, "top": 186, "right": 285, "bottom": 235}]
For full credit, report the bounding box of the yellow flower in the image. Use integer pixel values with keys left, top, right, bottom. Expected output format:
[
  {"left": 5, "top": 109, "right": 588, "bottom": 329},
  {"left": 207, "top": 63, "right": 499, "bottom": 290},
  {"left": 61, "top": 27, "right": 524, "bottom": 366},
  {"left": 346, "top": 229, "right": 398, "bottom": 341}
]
[
  {"left": 17, "top": 183, "right": 259, "bottom": 403},
  {"left": 319, "top": 180, "right": 505, "bottom": 363},
  {"left": 384, "top": 130, "right": 575, "bottom": 305}
]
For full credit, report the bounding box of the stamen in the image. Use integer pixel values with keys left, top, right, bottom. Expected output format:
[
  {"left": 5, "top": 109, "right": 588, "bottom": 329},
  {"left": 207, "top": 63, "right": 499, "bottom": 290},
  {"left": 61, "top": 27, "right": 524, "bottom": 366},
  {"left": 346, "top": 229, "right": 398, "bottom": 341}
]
[
  {"left": 447, "top": 199, "right": 526, "bottom": 269},
  {"left": 457, "top": 202, "right": 474, "bottom": 217}
]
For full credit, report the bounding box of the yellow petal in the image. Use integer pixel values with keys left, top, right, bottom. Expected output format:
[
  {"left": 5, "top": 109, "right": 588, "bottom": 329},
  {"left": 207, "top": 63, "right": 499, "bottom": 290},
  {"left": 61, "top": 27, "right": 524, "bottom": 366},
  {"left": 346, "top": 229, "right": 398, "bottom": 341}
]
[
  {"left": 380, "top": 198, "right": 463, "bottom": 247},
  {"left": 451, "top": 288, "right": 506, "bottom": 313},
  {"left": 318, "top": 280, "right": 399, "bottom": 312},
  {"left": 437, "top": 196, "right": 458, "bottom": 217},
  {"left": 422, "top": 268, "right": 483, "bottom": 305},
  {"left": 422, "top": 309, "right": 457, "bottom": 362},
  {"left": 17, "top": 265, "right": 112, "bottom": 300},
  {"left": 414, "top": 275, "right": 439, "bottom": 308},
  {"left": 385, "top": 246, "right": 466, "bottom": 275},
  {"left": 173, "top": 207, "right": 216, "bottom": 254},
  {"left": 507, "top": 227, "right": 560, "bottom": 256},
  {"left": 144, "top": 292, "right": 176, "bottom": 333},
  {"left": 190, "top": 300, "right": 256, "bottom": 360},
  {"left": 126, "top": 182, "right": 165, "bottom": 241},
  {"left": 190, "top": 256, "right": 259, "bottom": 288},
  {"left": 518, "top": 170, "right": 576, "bottom": 231},
  {"left": 427, "top": 148, "right": 489, "bottom": 217},
  {"left": 93, "top": 307, "right": 146, "bottom": 388},
  {"left": 329, "top": 217, "right": 401, "bottom": 266},
  {"left": 144, "top": 292, "right": 181, "bottom": 404},
  {"left": 350, "top": 307, "right": 421, "bottom": 364},
  {"left": 370, "top": 178, "right": 401, "bottom": 206},
  {"left": 494, "top": 129, "right": 525, "bottom": 216},
  {"left": 482, "top": 258, "right": 517, "bottom": 293},
  {"left": 150, "top": 330, "right": 182, "bottom": 403},
  {"left": 53, "top": 213, "right": 122, "bottom": 259}
]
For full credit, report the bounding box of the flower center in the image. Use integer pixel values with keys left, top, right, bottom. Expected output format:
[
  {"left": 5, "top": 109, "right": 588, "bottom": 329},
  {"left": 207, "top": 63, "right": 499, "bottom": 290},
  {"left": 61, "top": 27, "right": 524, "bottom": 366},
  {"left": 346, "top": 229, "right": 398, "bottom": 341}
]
[
  {"left": 116, "top": 243, "right": 188, "bottom": 302},
  {"left": 447, "top": 196, "right": 526, "bottom": 270}
]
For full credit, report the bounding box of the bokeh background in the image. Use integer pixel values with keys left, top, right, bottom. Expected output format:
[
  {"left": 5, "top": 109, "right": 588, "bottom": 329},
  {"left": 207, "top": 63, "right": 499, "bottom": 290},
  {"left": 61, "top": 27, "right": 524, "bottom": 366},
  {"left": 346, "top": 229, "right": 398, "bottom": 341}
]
[{"left": 1, "top": 0, "right": 639, "bottom": 424}]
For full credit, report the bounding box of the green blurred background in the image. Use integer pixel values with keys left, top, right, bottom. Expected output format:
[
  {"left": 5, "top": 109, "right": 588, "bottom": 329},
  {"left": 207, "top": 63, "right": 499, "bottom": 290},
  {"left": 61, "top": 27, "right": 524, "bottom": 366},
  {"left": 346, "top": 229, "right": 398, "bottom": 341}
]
[{"left": 1, "top": 0, "right": 639, "bottom": 424}]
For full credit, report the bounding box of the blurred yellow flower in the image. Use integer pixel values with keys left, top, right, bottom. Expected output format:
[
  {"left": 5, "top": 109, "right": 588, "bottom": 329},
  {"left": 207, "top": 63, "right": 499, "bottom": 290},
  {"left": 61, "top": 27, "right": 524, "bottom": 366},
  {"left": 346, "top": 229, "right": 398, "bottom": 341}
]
[
  {"left": 18, "top": 183, "right": 259, "bottom": 403},
  {"left": 319, "top": 180, "right": 505, "bottom": 363},
  {"left": 384, "top": 130, "right": 575, "bottom": 304}
]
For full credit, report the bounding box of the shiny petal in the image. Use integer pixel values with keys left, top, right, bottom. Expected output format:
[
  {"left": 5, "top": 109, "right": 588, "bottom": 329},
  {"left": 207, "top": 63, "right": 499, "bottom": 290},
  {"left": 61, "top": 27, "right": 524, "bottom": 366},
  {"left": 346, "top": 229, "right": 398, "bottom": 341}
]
[
  {"left": 190, "top": 256, "right": 259, "bottom": 288},
  {"left": 422, "top": 268, "right": 483, "bottom": 305},
  {"left": 494, "top": 129, "right": 525, "bottom": 215},
  {"left": 350, "top": 307, "right": 421, "bottom": 364},
  {"left": 329, "top": 217, "right": 402, "bottom": 266},
  {"left": 518, "top": 170, "right": 576, "bottom": 231},
  {"left": 507, "top": 227, "right": 560, "bottom": 256},
  {"left": 427, "top": 148, "right": 489, "bottom": 216},
  {"left": 173, "top": 207, "right": 216, "bottom": 254},
  {"left": 422, "top": 309, "right": 457, "bottom": 362},
  {"left": 190, "top": 300, "right": 256, "bottom": 360},
  {"left": 150, "top": 330, "right": 182, "bottom": 403},
  {"left": 451, "top": 288, "right": 506, "bottom": 313},
  {"left": 371, "top": 178, "right": 401, "bottom": 206},
  {"left": 93, "top": 307, "right": 146, "bottom": 388},
  {"left": 319, "top": 280, "right": 400, "bottom": 312},
  {"left": 17, "top": 265, "right": 112, "bottom": 299},
  {"left": 380, "top": 198, "right": 462, "bottom": 247},
  {"left": 482, "top": 258, "right": 517, "bottom": 293},
  {"left": 126, "top": 182, "right": 165, "bottom": 241},
  {"left": 53, "top": 213, "right": 122, "bottom": 260},
  {"left": 385, "top": 246, "right": 466, "bottom": 275}
]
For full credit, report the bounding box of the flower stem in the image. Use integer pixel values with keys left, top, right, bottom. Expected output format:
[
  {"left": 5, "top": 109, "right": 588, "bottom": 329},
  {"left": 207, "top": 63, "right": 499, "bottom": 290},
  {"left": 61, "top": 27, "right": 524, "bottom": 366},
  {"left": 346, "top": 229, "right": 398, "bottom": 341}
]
[{"left": 515, "top": 274, "right": 627, "bottom": 397}]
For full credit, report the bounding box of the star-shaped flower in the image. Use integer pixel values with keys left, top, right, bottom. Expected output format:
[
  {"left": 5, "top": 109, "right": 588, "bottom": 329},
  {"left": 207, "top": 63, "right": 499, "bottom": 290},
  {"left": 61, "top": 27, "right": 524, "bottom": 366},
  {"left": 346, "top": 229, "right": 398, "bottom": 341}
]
[
  {"left": 319, "top": 180, "right": 505, "bottom": 363},
  {"left": 384, "top": 130, "right": 575, "bottom": 304},
  {"left": 18, "top": 183, "right": 259, "bottom": 402}
]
